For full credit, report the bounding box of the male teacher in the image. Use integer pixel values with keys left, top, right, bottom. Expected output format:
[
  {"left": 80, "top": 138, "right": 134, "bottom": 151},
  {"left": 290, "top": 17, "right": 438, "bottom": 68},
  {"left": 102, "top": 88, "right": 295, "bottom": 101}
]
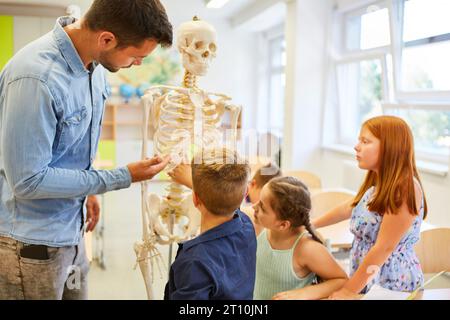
[{"left": 0, "top": 0, "right": 172, "bottom": 299}]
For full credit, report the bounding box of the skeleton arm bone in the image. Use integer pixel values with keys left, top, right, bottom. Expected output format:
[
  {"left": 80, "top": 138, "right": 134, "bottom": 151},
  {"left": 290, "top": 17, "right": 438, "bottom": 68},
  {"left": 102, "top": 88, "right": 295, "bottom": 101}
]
[{"left": 209, "top": 96, "right": 241, "bottom": 142}]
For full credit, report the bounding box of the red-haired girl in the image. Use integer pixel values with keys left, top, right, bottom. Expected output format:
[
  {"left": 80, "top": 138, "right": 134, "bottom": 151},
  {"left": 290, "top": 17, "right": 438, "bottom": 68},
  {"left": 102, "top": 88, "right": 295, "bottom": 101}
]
[{"left": 314, "top": 115, "right": 427, "bottom": 299}]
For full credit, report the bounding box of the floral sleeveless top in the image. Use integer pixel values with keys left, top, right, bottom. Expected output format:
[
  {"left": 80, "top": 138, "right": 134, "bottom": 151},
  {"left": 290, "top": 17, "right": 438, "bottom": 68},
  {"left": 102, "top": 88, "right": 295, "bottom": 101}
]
[{"left": 349, "top": 186, "right": 424, "bottom": 293}]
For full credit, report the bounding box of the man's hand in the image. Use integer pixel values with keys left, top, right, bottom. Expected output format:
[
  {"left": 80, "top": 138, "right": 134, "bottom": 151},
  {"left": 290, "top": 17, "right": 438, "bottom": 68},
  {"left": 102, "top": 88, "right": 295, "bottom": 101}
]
[
  {"left": 127, "top": 155, "right": 170, "bottom": 183},
  {"left": 86, "top": 195, "right": 100, "bottom": 233},
  {"left": 167, "top": 164, "right": 193, "bottom": 189}
]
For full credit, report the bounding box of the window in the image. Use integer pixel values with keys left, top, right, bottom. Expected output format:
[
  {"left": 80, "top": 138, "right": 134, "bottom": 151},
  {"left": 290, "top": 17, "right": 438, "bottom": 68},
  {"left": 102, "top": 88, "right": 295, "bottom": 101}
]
[
  {"left": 401, "top": 0, "right": 450, "bottom": 91},
  {"left": 345, "top": 5, "right": 391, "bottom": 51},
  {"left": 267, "top": 35, "right": 286, "bottom": 138},
  {"left": 336, "top": 58, "right": 384, "bottom": 143},
  {"left": 326, "top": 0, "right": 450, "bottom": 161},
  {"left": 384, "top": 106, "right": 450, "bottom": 157}
]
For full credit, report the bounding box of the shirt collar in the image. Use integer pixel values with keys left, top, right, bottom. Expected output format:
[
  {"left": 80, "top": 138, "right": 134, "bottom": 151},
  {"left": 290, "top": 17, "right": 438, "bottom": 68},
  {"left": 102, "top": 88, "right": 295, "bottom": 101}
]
[
  {"left": 53, "top": 16, "right": 89, "bottom": 77},
  {"left": 182, "top": 210, "right": 244, "bottom": 251}
]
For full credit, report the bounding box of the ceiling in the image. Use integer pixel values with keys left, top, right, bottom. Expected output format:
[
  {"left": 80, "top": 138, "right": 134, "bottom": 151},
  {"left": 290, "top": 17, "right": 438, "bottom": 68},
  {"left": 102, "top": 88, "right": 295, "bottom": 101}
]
[{"left": 0, "top": 0, "right": 256, "bottom": 18}]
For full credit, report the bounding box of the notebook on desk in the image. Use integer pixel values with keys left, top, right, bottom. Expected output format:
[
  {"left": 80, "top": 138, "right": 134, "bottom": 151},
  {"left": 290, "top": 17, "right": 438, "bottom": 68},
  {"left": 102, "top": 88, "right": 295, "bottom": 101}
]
[
  {"left": 362, "top": 271, "right": 447, "bottom": 300},
  {"left": 362, "top": 285, "right": 411, "bottom": 300}
]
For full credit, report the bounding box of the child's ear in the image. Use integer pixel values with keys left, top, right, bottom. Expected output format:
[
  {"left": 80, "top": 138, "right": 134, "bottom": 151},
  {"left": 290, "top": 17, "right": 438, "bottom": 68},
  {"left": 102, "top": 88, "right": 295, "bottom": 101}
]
[
  {"left": 192, "top": 191, "right": 199, "bottom": 207},
  {"left": 192, "top": 191, "right": 204, "bottom": 209},
  {"left": 279, "top": 220, "right": 291, "bottom": 231}
]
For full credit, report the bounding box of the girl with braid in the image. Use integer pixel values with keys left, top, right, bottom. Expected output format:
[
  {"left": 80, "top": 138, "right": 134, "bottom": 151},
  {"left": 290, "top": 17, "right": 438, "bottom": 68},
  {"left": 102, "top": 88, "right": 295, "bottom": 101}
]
[{"left": 253, "top": 176, "right": 348, "bottom": 300}]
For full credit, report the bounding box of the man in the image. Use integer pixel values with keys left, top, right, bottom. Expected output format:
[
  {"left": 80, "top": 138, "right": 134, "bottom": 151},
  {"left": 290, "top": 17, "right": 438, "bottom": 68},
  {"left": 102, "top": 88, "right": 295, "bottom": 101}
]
[{"left": 0, "top": 0, "right": 172, "bottom": 299}]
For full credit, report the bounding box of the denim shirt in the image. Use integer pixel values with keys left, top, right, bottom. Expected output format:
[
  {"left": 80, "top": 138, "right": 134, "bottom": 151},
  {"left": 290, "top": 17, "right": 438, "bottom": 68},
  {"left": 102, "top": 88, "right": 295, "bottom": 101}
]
[
  {"left": 0, "top": 17, "right": 131, "bottom": 247},
  {"left": 164, "top": 210, "right": 257, "bottom": 300}
]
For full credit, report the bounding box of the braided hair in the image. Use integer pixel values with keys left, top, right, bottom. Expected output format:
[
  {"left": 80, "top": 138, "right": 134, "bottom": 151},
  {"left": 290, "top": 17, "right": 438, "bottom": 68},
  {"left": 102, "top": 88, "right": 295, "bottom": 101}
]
[{"left": 267, "top": 176, "right": 323, "bottom": 244}]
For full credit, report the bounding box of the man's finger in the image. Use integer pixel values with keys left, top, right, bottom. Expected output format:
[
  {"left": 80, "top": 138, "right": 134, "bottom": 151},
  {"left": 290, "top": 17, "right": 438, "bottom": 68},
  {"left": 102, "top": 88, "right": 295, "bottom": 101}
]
[
  {"left": 89, "top": 219, "right": 99, "bottom": 232},
  {"left": 143, "top": 155, "right": 164, "bottom": 166},
  {"left": 86, "top": 216, "right": 99, "bottom": 232},
  {"left": 143, "top": 155, "right": 168, "bottom": 167},
  {"left": 151, "top": 156, "right": 171, "bottom": 172}
]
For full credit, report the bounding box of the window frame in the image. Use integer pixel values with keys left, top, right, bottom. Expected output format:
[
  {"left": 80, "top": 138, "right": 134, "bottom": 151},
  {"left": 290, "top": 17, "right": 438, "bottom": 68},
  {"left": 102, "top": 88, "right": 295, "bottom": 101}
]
[
  {"left": 266, "top": 26, "right": 285, "bottom": 138},
  {"left": 334, "top": 53, "right": 389, "bottom": 145},
  {"left": 327, "top": 0, "right": 450, "bottom": 163},
  {"left": 391, "top": 0, "right": 450, "bottom": 100}
]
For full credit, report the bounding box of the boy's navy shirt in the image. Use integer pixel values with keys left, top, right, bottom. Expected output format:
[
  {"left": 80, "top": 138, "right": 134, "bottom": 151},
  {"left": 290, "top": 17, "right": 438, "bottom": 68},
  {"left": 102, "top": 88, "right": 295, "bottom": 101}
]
[{"left": 164, "top": 209, "right": 257, "bottom": 300}]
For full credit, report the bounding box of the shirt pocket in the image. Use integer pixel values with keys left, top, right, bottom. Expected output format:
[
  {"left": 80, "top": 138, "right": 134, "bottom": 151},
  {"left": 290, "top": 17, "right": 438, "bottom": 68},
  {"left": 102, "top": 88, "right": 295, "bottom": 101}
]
[{"left": 58, "top": 107, "right": 89, "bottom": 151}]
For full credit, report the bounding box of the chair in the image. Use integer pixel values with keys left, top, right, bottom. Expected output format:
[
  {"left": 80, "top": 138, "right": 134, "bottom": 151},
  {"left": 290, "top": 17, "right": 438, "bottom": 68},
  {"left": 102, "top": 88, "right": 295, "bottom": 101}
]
[
  {"left": 283, "top": 170, "right": 322, "bottom": 190},
  {"left": 414, "top": 228, "right": 450, "bottom": 274},
  {"left": 310, "top": 189, "right": 356, "bottom": 219},
  {"left": 310, "top": 189, "right": 356, "bottom": 253}
]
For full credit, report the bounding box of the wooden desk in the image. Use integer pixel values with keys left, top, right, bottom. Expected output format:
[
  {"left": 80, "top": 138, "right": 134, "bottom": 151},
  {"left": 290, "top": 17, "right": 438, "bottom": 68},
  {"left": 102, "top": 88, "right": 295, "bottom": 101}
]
[
  {"left": 317, "top": 220, "right": 353, "bottom": 249},
  {"left": 317, "top": 220, "right": 437, "bottom": 250}
]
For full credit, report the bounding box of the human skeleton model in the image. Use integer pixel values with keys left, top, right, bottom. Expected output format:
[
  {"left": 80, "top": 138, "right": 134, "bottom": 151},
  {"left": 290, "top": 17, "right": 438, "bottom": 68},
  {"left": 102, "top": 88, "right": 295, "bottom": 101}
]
[{"left": 134, "top": 17, "right": 241, "bottom": 300}]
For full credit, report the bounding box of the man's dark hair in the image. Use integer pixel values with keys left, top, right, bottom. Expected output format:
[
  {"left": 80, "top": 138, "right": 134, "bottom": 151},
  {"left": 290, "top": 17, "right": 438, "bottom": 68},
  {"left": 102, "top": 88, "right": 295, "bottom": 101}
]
[{"left": 84, "top": 0, "right": 173, "bottom": 48}]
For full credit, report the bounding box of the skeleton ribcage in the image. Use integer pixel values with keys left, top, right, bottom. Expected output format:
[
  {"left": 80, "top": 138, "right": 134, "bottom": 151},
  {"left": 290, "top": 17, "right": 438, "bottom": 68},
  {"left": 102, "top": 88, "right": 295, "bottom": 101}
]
[
  {"left": 149, "top": 90, "right": 223, "bottom": 241},
  {"left": 153, "top": 91, "right": 223, "bottom": 163}
]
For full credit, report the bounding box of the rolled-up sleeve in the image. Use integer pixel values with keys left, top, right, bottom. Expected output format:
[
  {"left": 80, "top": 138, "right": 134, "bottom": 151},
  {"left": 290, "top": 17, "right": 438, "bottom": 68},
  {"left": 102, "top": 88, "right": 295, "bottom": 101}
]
[{"left": 1, "top": 77, "right": 131, "bottom": 199}]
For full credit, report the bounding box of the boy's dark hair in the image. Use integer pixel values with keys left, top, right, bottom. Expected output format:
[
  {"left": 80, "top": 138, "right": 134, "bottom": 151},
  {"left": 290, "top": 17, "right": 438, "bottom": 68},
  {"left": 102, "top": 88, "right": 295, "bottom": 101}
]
[
  {"left": 253, "top": 162, "right": 282, "bottom": 188},
  {"left": 84, "top": 0, "right": 173, "bottom": 48}
]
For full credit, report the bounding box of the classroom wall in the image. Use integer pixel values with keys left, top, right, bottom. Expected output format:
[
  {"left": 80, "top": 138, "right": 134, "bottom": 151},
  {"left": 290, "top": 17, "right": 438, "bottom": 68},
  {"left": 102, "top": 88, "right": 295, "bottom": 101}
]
[
  {"left": 13, "top": 16, "right": 55, "bottom": 52},
  {"left": 281, "top": 0, "right": 330, "bottom": 170}
]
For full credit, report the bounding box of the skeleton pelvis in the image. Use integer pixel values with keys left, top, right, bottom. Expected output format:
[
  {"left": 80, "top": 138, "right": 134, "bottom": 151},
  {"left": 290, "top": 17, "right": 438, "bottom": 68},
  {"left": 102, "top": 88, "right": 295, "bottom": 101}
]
[{"left": 147, "top": 192, "right": 200, "bottom": 244}]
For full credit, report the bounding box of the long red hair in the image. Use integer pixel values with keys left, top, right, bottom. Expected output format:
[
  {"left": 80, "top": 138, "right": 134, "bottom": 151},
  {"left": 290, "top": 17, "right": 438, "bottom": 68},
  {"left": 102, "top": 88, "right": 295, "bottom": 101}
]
[{"left": 351, "top": 116, "right": 427, "bottom": 218}]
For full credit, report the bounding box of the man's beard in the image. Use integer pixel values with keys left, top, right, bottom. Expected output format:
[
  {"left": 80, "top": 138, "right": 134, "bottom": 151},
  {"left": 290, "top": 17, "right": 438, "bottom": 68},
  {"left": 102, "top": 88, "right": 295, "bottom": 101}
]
[
  {"left": 101, "top": 62, "right": 120, "bottom": 73},
  {"left": 98, "top": 54, "right": 120, "bottom": 73},
  {"left": 98, "top": 51, "right": 132, "bottom": 73}
]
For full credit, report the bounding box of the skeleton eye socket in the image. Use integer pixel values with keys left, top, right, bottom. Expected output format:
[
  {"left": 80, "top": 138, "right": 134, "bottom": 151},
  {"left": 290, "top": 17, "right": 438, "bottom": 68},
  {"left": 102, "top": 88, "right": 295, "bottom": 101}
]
[
  {"left": 209, "top": 43, "right": 217, "bottom": 53},
  {"left": 194, "top": 41, "right": 205, "bottom": 50}
]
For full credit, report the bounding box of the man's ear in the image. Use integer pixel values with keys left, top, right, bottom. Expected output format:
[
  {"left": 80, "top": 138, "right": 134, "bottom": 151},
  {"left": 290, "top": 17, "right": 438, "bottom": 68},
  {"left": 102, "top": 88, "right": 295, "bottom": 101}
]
[{"left": 97, "top": 31, "right": 117, "bottom": 50}]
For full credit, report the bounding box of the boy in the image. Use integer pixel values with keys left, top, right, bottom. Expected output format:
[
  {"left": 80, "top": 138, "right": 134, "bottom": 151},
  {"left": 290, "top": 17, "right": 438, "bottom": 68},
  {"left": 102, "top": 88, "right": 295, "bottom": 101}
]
[
  {"left": 242, "top": 162, "right": 282, "bottom": 235},
  {"left": 164, "top": 148, "right": 255, "bottom": 300},
  {"left": 247, "top": 162, "right": 282, "bottom": 205}
]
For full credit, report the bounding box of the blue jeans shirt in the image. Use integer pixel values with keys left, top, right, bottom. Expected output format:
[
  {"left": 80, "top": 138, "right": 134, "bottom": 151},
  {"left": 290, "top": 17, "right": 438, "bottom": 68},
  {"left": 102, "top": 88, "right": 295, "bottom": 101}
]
[
  {"left": 164, "top": 210, "right": 257, "bottom": 300},
  {"left": 0, "top": 17, "right": 131, "bottom": 247}
]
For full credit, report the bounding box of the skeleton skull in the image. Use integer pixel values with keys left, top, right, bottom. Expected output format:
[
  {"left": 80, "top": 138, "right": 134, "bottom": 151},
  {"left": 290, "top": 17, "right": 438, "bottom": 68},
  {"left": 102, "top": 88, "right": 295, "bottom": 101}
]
[{"left": 177, "top": 18, "right": 217, "bottom": 76}]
